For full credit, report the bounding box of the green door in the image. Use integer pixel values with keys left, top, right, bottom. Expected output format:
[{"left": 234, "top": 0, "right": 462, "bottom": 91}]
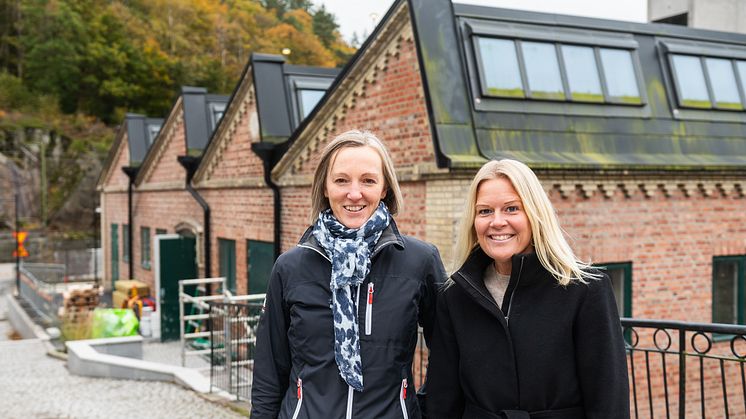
[
  {"left": 248, "top": 240, "right": 273, "bottom": 294},
  {"left": 110, "top": 224, "right": 119, "bottom": 283},
  {"left": 158, "top": 236, "right": 196, "bottom": 341}
]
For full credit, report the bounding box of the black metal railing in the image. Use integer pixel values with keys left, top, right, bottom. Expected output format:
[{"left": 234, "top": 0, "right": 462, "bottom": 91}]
[
  {"left": 206, "top": 310, "right": 746, "bottom": 417},
  {"left": 209, "top": 301, "right": 263, "bottom": 401},
  {"left": 622, "top": 318, "right": 746, "bottom": 419}
]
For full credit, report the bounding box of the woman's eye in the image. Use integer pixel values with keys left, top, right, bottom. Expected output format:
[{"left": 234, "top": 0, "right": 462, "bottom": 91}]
[
  {"left": 505, "top": 206, "right": 519, "bottom": 213},
  {"left": 477, "top": 208, "right": 493, "bottom": 215},
  {"left": 362, "top": 178, "right": 377, "bottom": 185},
  {"left": 334, "top": 178, "right": 348, "bottom": 184}
]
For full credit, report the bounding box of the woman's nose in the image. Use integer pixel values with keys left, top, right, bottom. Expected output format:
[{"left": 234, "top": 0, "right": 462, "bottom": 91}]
[
  {"left": 347, "top": 185, "right": 363, "bottom": 200},
  {"left": 490, "top": 213, "right": 507, "bottom": 227}
]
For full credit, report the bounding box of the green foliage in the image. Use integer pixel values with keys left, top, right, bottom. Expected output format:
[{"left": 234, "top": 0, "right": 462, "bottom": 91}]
[
  {"left": 0, "top": 0, "right": 353, "bottom": 231},
  {"left": 2, "top": 0, "right": 353, "bottom": 123}
]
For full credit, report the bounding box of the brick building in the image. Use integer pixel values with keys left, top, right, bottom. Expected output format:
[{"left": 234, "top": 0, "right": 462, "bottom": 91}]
[
  {"left": 272, "top": 0, "right": 746, "bottom": 326},
  {"left": 97, "top": 55, "right": 338, "bottom": 336},
  {"left": 99, "top": 0, "right": 746, "bottom": 330}
]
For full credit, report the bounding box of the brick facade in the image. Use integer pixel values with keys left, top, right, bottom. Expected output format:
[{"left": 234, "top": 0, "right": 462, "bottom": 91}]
[{"left": 98, "top": 0, "right": 746, "bottom": 332}]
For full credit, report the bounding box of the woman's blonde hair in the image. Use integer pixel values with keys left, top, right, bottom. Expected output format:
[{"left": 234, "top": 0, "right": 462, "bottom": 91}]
[
  {"left": 453, "top": 159, "right": 598, "bottom": 285},
  {"left": 309, "top": 130, "right": 403, "bottom": 225}
]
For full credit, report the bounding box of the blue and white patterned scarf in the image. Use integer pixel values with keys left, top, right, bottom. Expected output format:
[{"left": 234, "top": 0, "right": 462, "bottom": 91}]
[{"left": 312, "top": 202, "right": 390, "bottom": 391}]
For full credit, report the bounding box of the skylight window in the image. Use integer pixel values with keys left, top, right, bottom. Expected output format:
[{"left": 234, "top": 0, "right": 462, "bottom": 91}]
[
  {"left": 664, "top": 40, "right": 746, "bottom": 111},
  {"left": 561, "top": 45, "right": 603, "bottom": 103},
  {"left": 474, "top": 36, "right": 642, "bottom": 105}
]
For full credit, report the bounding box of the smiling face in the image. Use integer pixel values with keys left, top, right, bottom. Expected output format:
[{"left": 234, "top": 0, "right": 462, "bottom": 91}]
[
  {"left": 324, "top": 145, "right": 387, "bottom": 229},
  {"left": 474, "top": 177, "right": 534, "bottom": 275}
]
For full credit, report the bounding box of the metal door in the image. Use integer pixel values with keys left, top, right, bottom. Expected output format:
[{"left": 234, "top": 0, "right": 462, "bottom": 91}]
[
  {"left": 247, "top": 240, "right": 273, "bottom": 294},
  {"left": 155, "top": 235, "right": 196, "bottom": 341}
]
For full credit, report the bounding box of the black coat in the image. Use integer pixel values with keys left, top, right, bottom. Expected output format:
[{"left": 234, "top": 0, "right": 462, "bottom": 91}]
[
  {"left": 251, "top": 221, "right": 446, "bottom": 419},
  {"left": 426, "top": 250, "right": 629, "bottom": 419}
]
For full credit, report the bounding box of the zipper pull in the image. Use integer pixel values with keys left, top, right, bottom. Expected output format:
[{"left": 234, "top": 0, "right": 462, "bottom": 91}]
[
  {"left": 297, "top": 377, "right": 302, "bottom": 399},
  {"left": 401, "top": 378, "right": 408, "bottom": 399},
  {"left": 368, "top": 282, "right": 374, "bottom": 304}
]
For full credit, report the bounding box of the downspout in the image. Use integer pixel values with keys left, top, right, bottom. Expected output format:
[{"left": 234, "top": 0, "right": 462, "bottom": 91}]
[
  {"left": 251, "top": 142, "right": 283, "bottom": 260},
  {"left": 177, "top": 156, "right": 211, "bottom": 277},
  {"left": 122, "top": 167, "right": 139, "bottom": 279}
]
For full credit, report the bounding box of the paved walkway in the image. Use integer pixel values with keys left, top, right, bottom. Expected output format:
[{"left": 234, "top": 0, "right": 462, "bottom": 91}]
[
  {"left": 0, "top": 262, "right": 245, "bottom": 418},
  {"left": 0, "top": 338, "right": 245, "bottom": 418}
]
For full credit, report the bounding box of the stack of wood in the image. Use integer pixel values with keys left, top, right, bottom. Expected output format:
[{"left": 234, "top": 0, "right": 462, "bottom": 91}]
[
  {"left": 60, "top": 287, "right": 100, "bottom": 340},
  {"left": 64, "top": 288, "right": 100, "bottom": 312}
]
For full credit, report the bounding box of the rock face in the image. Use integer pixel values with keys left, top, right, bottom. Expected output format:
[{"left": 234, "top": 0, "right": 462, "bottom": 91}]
[{"left": 0, "top": 152, "right": 36, "bottom": 230}]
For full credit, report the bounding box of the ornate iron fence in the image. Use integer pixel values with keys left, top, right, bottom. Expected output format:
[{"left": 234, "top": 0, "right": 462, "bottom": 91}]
[
  {"left": 622, "top": 318, "right": 746, "bottom": 419},
  {"left": 206, "top": 310, "right": 746, "bottom": 418}
]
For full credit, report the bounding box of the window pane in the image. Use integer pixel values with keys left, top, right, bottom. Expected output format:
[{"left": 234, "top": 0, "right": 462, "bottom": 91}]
[
  {"left": 561, "top": 45, "right": 603, "bottom": 102},
  {"left": 705, "top": 58, "right": 743, "bottom": 109},
  {"left": 737, "top": 61, "right": 746, "bottom": 98},
  {"left": 671, "top": 54, "right": 711, "bottom": 108},
  {"left": 522, "top": 41, "right": 565, "bottom": 100},
  {"left": 607, "top": 268, "right": 625, "bottom": 316},
  {"left": 713, "top": 260, "right": 738, "bottom": 324},
  {"left": 476, "top": 38, "right": 524, "bottom": 98},
  {"left": 600, "top": 49, "right": 641, "bottom": 104},
  {"left": 299, "top": 89, "right": 325, "bottom": 118}
]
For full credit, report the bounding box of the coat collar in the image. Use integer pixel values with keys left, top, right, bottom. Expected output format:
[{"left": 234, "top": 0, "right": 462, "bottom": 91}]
[
  {"left": 455, "top": 247, "right": 546, "bottom": 288},
  {"left": 298, "top": 218, "right": 405, "bottom": 260},
  {"left": 451, "top": 248, "right": 547, "bottom": 322}
]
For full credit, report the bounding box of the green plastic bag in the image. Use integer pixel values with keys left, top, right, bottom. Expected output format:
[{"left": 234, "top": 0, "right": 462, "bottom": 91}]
[{"left": 90, "top": 308, "right": 139, "bottom": 338}]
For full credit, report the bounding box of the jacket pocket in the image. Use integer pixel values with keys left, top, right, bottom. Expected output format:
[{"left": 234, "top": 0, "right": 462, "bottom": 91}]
[
  {"left": 399, "top": 378, "right": 409, "bottom": 419},
  {"left": 291, "top": 377, "right": 303, "bottom": 419},
  {"left": 365, "top": 282, "right": 374, "bottom": 335}
]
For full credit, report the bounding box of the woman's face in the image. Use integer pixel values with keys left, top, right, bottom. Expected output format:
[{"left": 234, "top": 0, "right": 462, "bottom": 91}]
[
  {"left": 474, "top": 177, "right": 533, "bottom": 275},
  {"left": 325, "top": 145, "right": 387, "bottom": 229}
]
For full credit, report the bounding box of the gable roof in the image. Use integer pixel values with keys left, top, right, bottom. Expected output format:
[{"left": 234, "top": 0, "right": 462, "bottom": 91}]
[
  {"left": 96, "top": 113, "right": 162, "bottom": 190},
  {"left": 192, "top": 53, "right": 339, "bottom": 183},
  {"left": 134, "top": 87, "right": 229, "bottom": 185},
  {"left": 412, "top": 0, "right": 746, "bottom": 170},
  {"left": 271, "top": 0, "right": 415, "bottom": 182}
]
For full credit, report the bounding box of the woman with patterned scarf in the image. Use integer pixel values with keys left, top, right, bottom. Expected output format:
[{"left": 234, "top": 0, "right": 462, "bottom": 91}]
[{"left": 251, "top": 130, "right": 446, "bottom": 419}]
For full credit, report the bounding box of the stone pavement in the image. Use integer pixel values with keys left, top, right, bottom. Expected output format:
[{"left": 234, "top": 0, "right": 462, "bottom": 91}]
[
  {"left": 0, "top": 338, "right": 246, "bottom": 418},
  {"left": 0, "top": 261, "right": 247, "bottom": 418}
]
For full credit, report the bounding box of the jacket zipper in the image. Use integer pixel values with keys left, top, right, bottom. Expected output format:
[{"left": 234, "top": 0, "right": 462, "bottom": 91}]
[
  {"left": 346, "top": 385, "right": 354, "bottom": 419},
  {"left": 456, "top": 256, "right": 525, "bottom": 325},
  {"left": 504, "top": 256, "right": 525, "bottom": 326},
  {"left": 399, "top": 378, "right": 409, "bottom": 419},
  {"left": 291, "top": 377, "right": 303, "bottom": 419},
  {"left": 365, "top": 282, "right": 374, "bottom": 335}
]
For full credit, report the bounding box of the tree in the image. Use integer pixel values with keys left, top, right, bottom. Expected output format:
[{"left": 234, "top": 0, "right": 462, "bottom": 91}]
[{"left": 312, "top": 5, "right": 337, "bottom": 48}]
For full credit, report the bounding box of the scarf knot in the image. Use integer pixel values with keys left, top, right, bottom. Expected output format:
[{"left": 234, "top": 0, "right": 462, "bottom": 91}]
[{"left": 312, "top": 202, "right": 390, "bottom": 391}]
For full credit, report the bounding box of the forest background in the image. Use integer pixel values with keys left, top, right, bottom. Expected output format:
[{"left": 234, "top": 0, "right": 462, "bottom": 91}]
[{"left": 0, "top": 0, "right": 354, "bottom": 237}]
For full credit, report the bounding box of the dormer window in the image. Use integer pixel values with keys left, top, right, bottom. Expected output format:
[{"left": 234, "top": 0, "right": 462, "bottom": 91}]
[
  {"left": 662, "top": 40, "right": 746, "bottom": 112},
  {"left": 474, "top": 35, "right": 642, "bottom": 105},
  {"left": 298, "top": 89, "right": 325, "bottom": 118}
]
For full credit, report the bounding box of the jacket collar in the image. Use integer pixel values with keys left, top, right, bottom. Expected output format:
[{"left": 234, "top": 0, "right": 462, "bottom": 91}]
[
  {"left": 451, "top": 248, "right": 546, "bottom": 322},
  {"left": 298, "top": 218, "right": 405, "bottom": 260},
  {"left": 455, "top": 248, "right": 546, "bottom": 288}
]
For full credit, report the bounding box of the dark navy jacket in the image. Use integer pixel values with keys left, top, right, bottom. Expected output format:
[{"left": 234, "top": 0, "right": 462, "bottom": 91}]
[
  {"left": 426, "top": 250, "right": 630, "bottom": 419},
  {"left": 251, "top": 221, "right": 446, "bottom": 419}
]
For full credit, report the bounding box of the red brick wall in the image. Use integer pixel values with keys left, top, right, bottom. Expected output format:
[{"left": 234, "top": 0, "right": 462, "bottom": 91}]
[
  {"left": 100, "top": 134, "right": 132, "bottom": 287},
  {"left": 145, "top": 116, "right": 187, "bottom": 184},
  {"left": 101, "top": 191, "right": 128, "bottom": 289},
  {"left": 279, "top": 33, "right": 436, "bottom": 249},
  {"left": 549, "top": 185, "right": 746, "bottom": 322},
  {"left": 201, "top": 187, "right": 274, "bottom": 294}
]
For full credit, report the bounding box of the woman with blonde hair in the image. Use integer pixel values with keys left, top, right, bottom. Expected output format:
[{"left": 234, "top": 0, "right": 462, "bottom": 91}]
[
  {"left": 251, "top": 130, "right": 446, "bottom": 419},
  {"left": 426, "top": 159, "right": 629, "bottom": 419}
]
